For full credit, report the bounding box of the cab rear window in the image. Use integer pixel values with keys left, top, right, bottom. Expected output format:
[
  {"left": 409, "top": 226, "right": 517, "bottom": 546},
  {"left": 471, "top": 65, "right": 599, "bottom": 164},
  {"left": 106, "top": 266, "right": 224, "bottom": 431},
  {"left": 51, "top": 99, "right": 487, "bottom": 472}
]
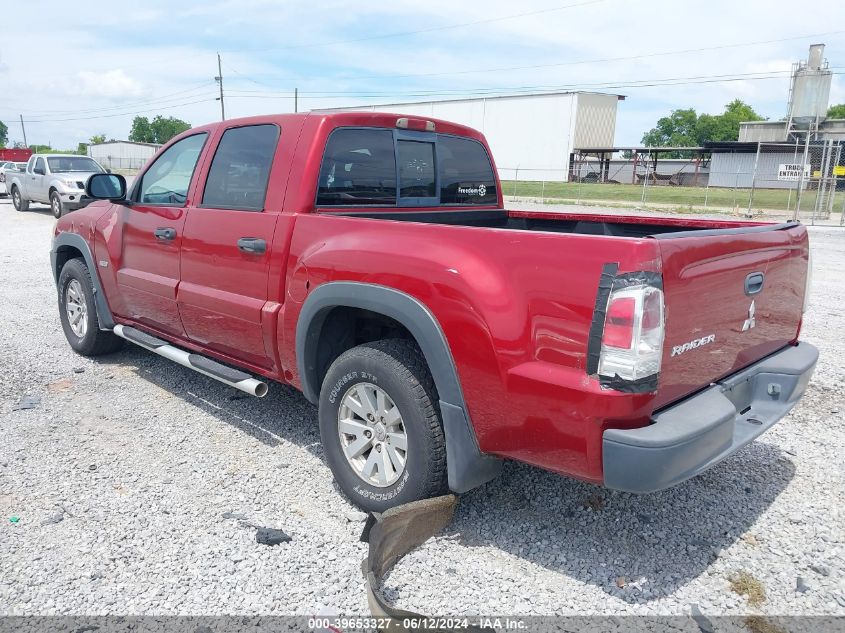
[{"left": 316, "top": 128, "right": 497, "bottom": 207}]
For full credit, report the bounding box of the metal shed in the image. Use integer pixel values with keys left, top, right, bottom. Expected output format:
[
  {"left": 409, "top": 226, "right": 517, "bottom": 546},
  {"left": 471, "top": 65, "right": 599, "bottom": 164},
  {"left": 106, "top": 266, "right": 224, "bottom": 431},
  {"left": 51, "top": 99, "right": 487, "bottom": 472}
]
[
  {"left": 315, "top": 91, "right": 623, "bottom": 182},
  {"left": 87, "top": 140, "right": 161, "bottom": 171}
]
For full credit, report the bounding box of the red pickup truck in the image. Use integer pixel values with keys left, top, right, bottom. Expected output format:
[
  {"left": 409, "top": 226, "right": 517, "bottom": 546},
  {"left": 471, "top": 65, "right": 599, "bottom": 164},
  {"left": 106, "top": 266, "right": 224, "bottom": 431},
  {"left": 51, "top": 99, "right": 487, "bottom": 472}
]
[{"left": 51, "top": 112, "right": 817, "bottom": 512}]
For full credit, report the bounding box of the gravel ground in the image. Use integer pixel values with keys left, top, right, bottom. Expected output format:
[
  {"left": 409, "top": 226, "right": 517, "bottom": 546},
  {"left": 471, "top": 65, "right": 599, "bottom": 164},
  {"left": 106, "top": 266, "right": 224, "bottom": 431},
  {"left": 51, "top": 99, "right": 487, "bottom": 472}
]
[{"left": 0, "top": 198, "right": 842, "bottom": 618}]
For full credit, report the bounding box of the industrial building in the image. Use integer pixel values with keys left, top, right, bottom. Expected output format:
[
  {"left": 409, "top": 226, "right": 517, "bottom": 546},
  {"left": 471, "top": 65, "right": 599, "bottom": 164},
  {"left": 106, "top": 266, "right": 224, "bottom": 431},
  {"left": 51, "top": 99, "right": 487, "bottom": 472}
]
[
  {"left": 709, "top": 43, "right": 844, "bottom": 198},
  {"left": 87, "top": 140, "right": 160, "bottom": 171},
  {"left": 316, "top": 91, "right": 623, "bottom": 182}
]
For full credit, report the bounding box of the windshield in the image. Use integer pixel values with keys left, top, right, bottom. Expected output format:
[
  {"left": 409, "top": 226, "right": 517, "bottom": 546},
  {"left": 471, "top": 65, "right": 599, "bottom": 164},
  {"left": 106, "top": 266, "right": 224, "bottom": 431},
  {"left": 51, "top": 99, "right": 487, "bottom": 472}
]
[{"left": 46, "top": 156, "right": 104, "bottom": 173}]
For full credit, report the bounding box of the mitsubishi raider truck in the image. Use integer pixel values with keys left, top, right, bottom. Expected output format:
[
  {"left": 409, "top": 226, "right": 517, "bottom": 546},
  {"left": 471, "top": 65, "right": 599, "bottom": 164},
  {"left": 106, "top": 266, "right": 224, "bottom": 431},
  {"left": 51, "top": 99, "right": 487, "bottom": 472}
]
[{"left": 50, "top": 113, "right": 817, "bottom": 512}]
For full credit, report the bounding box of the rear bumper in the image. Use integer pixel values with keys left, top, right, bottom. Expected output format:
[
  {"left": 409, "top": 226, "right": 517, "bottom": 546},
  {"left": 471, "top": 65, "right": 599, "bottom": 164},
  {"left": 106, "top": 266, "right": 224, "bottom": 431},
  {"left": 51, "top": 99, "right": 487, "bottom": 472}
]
[{"left": 602, "top": 342, "right": 818, "bottom": 493}]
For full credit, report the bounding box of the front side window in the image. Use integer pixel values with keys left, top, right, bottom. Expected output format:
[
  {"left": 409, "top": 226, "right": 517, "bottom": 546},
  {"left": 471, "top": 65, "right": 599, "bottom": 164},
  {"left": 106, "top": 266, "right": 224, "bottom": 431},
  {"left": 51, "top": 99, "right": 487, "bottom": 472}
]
[
  {"left": 438, "top": 136, "right": 497, "bottom": 205},
  {"left": 317, "top": 129, "right": 396, "bottom": 206},
  {"left": 46, "top": 156, "right": 104, "bottom": 173},
  {"left": 138, "top": 133, "right": 207, "bottom": 205},
  {"left": 397, "top": 140, "right": 436, "bottom": 199},
  {"left": 201, "top": 124, "right": 279, "bottom": 211},
  {"left": 35, "top": 158, "right": 45, "bottom": 174}
]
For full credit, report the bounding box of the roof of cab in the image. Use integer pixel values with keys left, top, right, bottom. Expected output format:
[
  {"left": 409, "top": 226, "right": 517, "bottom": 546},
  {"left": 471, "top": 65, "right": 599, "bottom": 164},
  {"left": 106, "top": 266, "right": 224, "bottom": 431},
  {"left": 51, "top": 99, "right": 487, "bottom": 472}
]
[{"left": 193, "top": 111, "right": 487, "bottom": 144}]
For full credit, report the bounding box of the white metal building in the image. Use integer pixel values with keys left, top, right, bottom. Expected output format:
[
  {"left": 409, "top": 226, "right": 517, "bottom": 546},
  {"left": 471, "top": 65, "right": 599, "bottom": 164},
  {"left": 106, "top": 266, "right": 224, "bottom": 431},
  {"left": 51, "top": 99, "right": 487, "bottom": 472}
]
[
  {"left": 316, "top": 91, "right": 622, "bottom": 182},
  {"left": 87, "top": 140, "right": 160, "bottom": 171}
]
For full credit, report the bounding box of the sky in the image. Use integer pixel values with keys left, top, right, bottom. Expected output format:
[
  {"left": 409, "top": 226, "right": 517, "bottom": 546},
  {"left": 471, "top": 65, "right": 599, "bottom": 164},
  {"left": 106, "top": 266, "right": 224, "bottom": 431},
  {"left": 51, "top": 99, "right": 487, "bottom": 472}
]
[{"left": 1, "top": 0, "right": 844, "bottom": 150}]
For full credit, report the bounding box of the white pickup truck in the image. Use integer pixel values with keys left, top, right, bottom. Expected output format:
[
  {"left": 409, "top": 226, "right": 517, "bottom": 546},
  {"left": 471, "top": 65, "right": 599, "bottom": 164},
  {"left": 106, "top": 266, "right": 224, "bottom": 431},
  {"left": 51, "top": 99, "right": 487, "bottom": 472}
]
[{"left": 8, "top": 154, "right": 107, "bottom": 218}]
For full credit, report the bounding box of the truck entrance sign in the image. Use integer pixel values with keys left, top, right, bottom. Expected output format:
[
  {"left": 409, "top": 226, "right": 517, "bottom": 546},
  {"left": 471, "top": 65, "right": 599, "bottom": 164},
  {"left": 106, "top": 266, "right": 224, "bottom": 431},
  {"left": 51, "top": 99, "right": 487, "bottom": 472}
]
[{"left": 777, "top": 164, "right": 810, "bottom": 181}]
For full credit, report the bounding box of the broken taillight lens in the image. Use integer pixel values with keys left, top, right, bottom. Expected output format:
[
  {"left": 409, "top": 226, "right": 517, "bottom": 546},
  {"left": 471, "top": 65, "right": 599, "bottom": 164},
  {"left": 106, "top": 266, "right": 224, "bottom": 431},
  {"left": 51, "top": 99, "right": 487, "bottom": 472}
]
[{"left": 598, "top": 284, "right": 665, "bottom": 384}]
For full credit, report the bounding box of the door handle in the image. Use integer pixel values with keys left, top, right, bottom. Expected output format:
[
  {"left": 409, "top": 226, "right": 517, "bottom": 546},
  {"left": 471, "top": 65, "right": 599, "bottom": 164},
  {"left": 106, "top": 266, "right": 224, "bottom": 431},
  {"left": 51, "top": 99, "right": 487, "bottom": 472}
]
[
  {"left": 154, "top": 227, "right": 177, "bottom": 241},
  {"left": 745, "top": 272, "right": 764, "bottom": 295},
  {"left": 237, "top": 237, "right": 266, "bottom": 254}
]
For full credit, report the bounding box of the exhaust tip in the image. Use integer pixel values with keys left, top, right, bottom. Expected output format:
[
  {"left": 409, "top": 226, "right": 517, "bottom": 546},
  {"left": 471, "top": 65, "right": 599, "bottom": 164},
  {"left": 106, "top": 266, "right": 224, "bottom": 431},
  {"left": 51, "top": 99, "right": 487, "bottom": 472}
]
[{"left": 255, "top": 382, "right": 269, "bottom": 398}]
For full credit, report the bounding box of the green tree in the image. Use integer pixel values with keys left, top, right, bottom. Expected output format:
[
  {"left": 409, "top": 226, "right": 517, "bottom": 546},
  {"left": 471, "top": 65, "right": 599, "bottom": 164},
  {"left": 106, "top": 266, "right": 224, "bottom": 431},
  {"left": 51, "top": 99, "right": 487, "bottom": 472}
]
[
  {"left": 828, "top": 103, "right": 845, "bottom": 118},
  {"left": 641, "top": 108, "right": 699, "bottom": 149},
  {"left": 641, "top": 100, "right": 764, "bottom": 157},
  {"left": 129, "top": 116, "right": 154, "bottom": 143},
  {"left": 0, "top": 120, "right": 8, "bottom": 148},
  {"left": 129, "top": 115, "right": 190, "bottom": 144},
  {"left": 78, "top": 134, "right": 107, "bottom": 155},
  {"left": 695, "top": 99, "right": 764, "bottom": 143}
]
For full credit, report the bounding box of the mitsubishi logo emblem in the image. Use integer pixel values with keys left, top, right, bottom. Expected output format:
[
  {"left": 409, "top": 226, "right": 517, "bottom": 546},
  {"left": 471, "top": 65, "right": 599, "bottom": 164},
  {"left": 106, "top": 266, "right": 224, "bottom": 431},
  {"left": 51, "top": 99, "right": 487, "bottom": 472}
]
[{"left": 742, "top": 300, "right": 756, "bottom": 331}]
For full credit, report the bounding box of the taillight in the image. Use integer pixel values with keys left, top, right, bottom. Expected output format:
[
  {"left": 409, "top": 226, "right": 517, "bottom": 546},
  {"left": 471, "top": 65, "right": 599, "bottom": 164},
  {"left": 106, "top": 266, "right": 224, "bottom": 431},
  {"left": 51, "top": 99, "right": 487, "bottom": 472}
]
[{"left": 598, "top": 284, "right": 665, "bottom": 385}]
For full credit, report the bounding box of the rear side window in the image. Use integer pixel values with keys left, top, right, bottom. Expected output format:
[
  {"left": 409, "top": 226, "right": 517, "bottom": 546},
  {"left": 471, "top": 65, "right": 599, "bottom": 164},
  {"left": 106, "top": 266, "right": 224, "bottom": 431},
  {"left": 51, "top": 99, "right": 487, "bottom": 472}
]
[
  {"left": 438, "top": 136, "right": 497, "bottom": 205},
  {"left": 317, "top": 129, "right": 396, "bottom": 206},
  {"left": 201, "top": 124, "right": 279, "bottom": 211}
]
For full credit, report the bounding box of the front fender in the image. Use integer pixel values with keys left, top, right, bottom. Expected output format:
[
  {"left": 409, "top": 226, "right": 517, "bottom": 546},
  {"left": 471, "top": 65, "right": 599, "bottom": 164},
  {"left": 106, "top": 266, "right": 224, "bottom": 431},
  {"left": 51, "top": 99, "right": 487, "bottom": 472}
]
[{"left": 50, "top": 232, "right": 115, "bottom": 329}]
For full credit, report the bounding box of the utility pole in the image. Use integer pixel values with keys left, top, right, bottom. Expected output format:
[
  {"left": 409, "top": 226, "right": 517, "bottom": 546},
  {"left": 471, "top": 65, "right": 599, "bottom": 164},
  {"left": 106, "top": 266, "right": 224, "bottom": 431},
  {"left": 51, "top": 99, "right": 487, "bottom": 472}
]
[
  {"left": 215, "top": 52, "right": 225, "bottom": 120},
  {"left": 294, "top": 88, "right": 298, "bottom": 113},
  {"left": 19, "top": 115, "right": 28, "bottom": 147}
]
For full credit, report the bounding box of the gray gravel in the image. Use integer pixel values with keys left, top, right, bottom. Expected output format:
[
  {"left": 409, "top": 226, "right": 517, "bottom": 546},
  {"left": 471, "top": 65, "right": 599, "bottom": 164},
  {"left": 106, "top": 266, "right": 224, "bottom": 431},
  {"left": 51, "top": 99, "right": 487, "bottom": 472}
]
[{"left": 0, "top": 198, "right": 843, "bottom": 617}]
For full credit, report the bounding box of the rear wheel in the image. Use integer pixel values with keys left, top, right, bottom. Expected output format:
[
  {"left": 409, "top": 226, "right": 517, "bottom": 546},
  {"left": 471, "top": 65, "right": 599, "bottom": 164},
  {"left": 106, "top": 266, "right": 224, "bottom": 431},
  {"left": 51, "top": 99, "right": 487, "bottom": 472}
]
[
  {"left": 58, "top": 258, "right": 124, "bottom": 356},
  {"left": 11, "top": 186, "right": 28, "bottom": 212},
  {"left": 50, "top": 191, "right": 64, "bottom": 218},
  {"left": 319, "top": 339, "right": 447, "bottom": 513}
]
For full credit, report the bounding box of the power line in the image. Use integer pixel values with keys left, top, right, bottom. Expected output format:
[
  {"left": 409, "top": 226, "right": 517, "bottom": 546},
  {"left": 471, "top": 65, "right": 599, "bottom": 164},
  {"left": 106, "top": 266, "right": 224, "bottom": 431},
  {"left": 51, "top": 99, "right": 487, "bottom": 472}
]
[
  {"left": 17, "top": 98, "right": 218, "bottom": 123},
  {"left": 226, "top": 0, "right": 609, "bottom": 55},
  {"left": 223, "top": 29, "right": 845, "bottom": 86},
  {"left": 0, "top": 82, "right": 215, "bottom": 116},
  {"left": 221, "top": 68, "right": 824, "bottom": 100},
  {"left": 12, "top": 1, "right": 609, "bottom": 79}
]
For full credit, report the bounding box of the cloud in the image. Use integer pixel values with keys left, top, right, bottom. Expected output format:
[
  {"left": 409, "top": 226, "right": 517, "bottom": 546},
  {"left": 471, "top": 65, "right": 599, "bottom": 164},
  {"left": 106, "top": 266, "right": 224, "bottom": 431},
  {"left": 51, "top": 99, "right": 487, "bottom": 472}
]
[
  {"left": 1, "top": 0, "right": 844, "bottom": 148},
  {"left": 75, "top": 69, "right": 145, "bottom": 99}
]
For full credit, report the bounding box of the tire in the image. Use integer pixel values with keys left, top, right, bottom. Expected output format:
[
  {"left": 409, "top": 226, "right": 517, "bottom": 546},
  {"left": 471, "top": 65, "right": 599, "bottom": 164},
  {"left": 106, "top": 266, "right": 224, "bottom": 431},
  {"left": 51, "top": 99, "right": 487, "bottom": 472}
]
[
  {"left": 57, "top": 258, "right": 124, "bottom": 356},
  {"left": 50, "top": 191, "right": 64, "bottom": 218},
  {"left": 319, "top": 339, "right": 447, "bottom": 513},
  {"left": 11, "top": 186, "right": 29, "bottom": 212}
]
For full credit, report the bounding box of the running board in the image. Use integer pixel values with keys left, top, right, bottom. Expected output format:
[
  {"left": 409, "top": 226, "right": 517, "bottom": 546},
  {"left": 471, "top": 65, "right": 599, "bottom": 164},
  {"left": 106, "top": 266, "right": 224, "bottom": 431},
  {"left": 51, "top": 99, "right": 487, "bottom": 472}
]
[{"left": 112, "top": 324, "right": 269, "bottom": 398}]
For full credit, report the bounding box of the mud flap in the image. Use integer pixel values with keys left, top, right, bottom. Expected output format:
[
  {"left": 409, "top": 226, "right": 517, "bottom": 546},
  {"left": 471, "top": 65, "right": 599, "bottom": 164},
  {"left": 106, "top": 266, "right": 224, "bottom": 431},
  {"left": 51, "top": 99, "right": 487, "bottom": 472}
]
[{"left": 360, "top": 495, "right": 485, "bottom": 632}]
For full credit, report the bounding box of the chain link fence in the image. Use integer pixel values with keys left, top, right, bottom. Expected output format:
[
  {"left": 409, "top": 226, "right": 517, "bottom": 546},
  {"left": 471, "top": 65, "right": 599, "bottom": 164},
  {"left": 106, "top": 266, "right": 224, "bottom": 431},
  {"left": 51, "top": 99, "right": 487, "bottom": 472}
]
[{"left": 500, "top": 140, "right": 845, "bottom": 225}]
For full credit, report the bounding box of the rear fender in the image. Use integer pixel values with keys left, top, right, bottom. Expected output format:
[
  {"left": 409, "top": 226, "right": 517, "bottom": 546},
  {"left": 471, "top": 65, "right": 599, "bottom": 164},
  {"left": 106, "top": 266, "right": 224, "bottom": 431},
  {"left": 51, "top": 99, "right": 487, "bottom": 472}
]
[{"left": 296, "top": 282, "right": 502, "bottom": 493}]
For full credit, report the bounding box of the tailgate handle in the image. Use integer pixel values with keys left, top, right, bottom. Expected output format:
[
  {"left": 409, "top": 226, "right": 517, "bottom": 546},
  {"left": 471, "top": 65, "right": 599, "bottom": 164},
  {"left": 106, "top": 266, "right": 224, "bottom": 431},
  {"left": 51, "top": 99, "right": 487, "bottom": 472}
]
[{"left": 745, "top": 272, "right": 765, "bottom": 295}]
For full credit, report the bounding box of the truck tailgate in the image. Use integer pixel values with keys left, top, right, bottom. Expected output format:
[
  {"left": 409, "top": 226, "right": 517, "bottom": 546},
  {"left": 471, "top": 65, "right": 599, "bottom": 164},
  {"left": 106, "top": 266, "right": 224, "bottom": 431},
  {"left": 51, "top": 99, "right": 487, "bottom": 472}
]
[{"left": 654, "top": 223, "right": 809, "bottom": 409}]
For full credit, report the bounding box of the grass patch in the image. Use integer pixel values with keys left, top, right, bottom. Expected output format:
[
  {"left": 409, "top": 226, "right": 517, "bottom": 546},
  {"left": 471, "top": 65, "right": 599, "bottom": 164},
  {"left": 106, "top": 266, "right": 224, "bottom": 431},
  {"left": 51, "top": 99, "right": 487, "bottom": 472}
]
[
  {"left": 501, "top": 180, "right": 843, "bottom": 212},
  {"left": 729, "top": 571, "right": 767, "bottom": 607},
  {"left": 744, "top": 616, "right": 788, "bottom": 633}
]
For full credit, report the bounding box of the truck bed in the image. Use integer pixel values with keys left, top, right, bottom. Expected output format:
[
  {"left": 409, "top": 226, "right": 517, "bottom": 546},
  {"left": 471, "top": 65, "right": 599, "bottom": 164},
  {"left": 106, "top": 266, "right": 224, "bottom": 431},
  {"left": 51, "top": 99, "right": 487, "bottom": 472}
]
[
  {"left": 325, "top": 208, "right": 782, "bottom": 239},
  {"left": 314, "top": 207, "right": 808, "bottom": 410}
]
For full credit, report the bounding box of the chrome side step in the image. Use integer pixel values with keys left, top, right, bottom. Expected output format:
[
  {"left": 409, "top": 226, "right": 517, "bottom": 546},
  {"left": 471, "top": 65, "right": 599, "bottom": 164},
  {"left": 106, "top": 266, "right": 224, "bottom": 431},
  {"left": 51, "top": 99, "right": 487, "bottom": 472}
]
[{"left": 112, "top": 324, "right": 269, "bottom": 398}]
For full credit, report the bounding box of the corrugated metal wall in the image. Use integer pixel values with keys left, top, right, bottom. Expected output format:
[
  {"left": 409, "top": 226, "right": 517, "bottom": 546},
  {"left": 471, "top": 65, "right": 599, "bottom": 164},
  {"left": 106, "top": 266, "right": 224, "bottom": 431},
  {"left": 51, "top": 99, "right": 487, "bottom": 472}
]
[
  {"left": 88, "top": 142, "right": 159, "bottom": 169},
  {"left": 709, "top": 152, "right": 802, "bottom": 189},
  {"left": 318, "top": 92, "right": 620, "bottom": 182},
  {"left": 573, "top": 93, "right": 617, "bottom": 149}
]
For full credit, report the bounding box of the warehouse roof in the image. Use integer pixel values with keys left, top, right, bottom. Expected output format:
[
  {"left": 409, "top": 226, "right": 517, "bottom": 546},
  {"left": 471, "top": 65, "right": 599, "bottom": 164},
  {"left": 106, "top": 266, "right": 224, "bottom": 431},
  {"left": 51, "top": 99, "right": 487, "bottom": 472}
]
[
  {"left": 316, "top": 91, "right": 626, "bottom": 112},
  {"left": 88, "top": 140, "right": 161, "bottom": 148}
]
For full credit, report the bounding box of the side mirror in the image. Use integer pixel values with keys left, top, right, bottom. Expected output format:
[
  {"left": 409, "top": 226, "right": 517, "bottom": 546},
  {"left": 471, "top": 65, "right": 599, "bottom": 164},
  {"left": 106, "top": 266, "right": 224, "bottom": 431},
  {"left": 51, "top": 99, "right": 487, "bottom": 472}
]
[
  {"left": 34, "top": 166, "right": 45, "bottom": 175},
  {"left": 106, "top": 168, "right": 112, "bottom": 174},
  {"left": 86, "top": 173, "right": 127, "bottom": 201}
]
